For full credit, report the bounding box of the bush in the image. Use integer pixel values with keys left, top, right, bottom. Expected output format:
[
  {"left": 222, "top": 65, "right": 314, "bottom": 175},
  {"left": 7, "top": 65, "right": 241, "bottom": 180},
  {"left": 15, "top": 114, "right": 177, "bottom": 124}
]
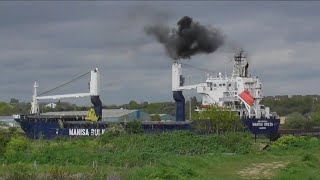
[
  {"left": 302, "top": 153, "right": 319, "bottom": 163},
  {"left": 98, "top": 123, "right": 125, "bottom": 144},
  {"left": 274, "top": 152, "right": 320, "bottom": 179},
  {"left": 0, "top": 129, "right": 11, "bottom": 156},
  {"left": 6, "top": 136, "right": 29, "bottom": 152},
  {"left": 5, "top": 163, "right": 35, "bottom": 180},
  {"left": 49, "top": 165, "right": 70, "bottom": 180},
  {"left": 4, "top": 135, "right": 29, "bottom": 160},
  {"left": 192, "top": 106, "right": 244, "bottom": 134},
  {"left": 270, "top": 135, "right": 320, "bottom": 150},
  {"left": 106, "top": 123, "right": 125, "bottom": 137},
  {"left": 0, "top": 130, "right": 254, "bottom": 168},
  {"left": 216, "top": 132, "right": 252, "bottom": 153},
  {"left": 126, "top": 120, "right": 143, "bottom": 134},
  {"left": 150, "top": 114, "right": 161, "bottom": 121},
  {"left": 8, "top": 127, "right": 18, "bottom": 135},
  {"left": 283, "top": 112, "right": 306, "bottom": 129}
]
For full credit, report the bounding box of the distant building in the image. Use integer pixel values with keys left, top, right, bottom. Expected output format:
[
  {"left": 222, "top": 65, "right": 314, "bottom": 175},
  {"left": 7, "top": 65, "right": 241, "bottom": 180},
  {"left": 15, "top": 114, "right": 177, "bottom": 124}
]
[
  {"left": 101, "top": 109, "right": 150, "bottom": 122},
  {"left": 0, "top": 116, "right": 20, "bottom": 127},
  {"left": 150, "top": 114, "right": 175, "bottom": 121},
  {"left": 275, "top": 95, "right": 289, "bottom": 99},
  {"left": 0, "top": 116, "right": 13, "bottom": 121},
  {"left": 45, "top": 103, "right": 57, "bottom": 108},
  {"left": 280, "top": 116, "right": 287, "bottom": 125},
  {"left": 42, "top": 109, "right": 151, "bottom": 122}
]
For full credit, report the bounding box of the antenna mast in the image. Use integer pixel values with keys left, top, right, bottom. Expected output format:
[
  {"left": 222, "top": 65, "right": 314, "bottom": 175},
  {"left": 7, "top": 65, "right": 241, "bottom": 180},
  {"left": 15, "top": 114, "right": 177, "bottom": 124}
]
[{"left": 233, "top": 49, "right": 247, "bottom": 77}]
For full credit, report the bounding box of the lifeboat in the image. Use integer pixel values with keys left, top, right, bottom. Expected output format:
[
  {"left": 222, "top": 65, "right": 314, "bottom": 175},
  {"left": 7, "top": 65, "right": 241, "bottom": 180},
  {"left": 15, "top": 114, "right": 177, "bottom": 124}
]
[{"left": 239, "top": 90, "right": 254, "bottom": 106}]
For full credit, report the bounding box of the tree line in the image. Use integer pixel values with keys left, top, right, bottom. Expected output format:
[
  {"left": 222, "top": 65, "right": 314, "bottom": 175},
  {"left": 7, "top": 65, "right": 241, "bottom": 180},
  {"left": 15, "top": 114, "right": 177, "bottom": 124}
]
[{"left": 262, "top": 95, "right": 320, "bottom": 129}]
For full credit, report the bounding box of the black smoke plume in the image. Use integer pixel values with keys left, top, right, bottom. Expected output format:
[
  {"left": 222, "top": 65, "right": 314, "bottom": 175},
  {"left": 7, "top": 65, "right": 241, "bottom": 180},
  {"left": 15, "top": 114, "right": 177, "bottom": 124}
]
[{"left": 144, "top": 16, "right": 224, "bottom": 60}]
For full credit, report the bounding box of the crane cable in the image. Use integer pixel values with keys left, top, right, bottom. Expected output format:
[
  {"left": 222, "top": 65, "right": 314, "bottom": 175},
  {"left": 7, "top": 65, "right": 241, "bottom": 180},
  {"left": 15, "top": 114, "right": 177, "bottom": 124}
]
[
  {"left": 39, "top": 71, "right": 91, "bottom": 96},
  {"left": 179, "top": 62, "right": 216, "bottom": 74}
]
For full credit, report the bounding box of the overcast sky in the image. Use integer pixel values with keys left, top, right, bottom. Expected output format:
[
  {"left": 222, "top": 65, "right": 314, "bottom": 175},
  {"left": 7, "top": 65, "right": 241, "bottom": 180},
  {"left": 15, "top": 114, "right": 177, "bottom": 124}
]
[{"left": 1, "top": 1, "right": 319, "bottom": 105}]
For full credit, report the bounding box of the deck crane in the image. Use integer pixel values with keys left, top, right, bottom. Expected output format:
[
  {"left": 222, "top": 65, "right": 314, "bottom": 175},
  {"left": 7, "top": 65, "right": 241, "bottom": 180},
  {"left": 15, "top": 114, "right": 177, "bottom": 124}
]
[{"left": 30, "top": 68, "right": 102, "bottom": 119}]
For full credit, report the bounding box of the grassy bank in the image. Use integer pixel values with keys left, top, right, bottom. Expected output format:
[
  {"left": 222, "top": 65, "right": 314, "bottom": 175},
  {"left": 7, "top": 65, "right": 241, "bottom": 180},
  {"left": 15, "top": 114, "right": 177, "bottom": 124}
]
[{"left": 0, "top": 129, "right": 320, "bottom": 179}]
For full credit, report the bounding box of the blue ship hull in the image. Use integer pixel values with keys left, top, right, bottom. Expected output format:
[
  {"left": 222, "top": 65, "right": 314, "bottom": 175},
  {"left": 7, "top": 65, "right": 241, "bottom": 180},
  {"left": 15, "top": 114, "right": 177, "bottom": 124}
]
[
  {"left": 241, "top": 118, "right": 280, "bottom": 134},
  {"left": 14, "top": 115, "right": 279, "bottom": 139},
  {"left": 14, "top": 114, "right": 193, "bottom": 139}
]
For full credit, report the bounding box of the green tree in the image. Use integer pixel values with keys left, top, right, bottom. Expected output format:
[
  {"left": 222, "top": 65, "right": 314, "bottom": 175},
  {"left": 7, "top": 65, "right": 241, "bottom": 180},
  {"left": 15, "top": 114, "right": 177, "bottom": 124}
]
[
  {"left": 261, "top": 95, "right": 317, "bottom": 116},
  {"left": 283, "top": 112, "right": 306, "bottom": 129},
  {"left": 16, "top": 102, "right": 31, "bottom": 114},
  {"left": 151, "top": 114, "right": 161, "bottom": 121},
  {"left": 9, "top": 98, "right": 19, "bottom": 104},
  {"left": 311, "top": 102, "right": 320, "bottom": 126},
  {"left": 185, "top": 96, "right": 199, "bottom": 120},
  {"left": 55, "top": 100, "right": 64, "bottom": 111},
  {"left": 104, "top": 104, "right": 119, "bottom": 109},
  {"left": 0, "top": 102, "right": 15, "bottom": 115},
  {"left": 143, "top": 103, "right": 162, "bottom": 114},
  {"left": 192, "top": 106, "right": 243, "bottom": 134},
  {"left": 9, "top": 98, "right": 20, "bottom": 114},
  {"left": 126, "top": 120, "right": 143, "bottom": 134},
  {"left": 140, "top": 102, "right": 149, "bottom": 108},
  {"left": 128, "top": 100, "right": 140, "bottom": 109}
]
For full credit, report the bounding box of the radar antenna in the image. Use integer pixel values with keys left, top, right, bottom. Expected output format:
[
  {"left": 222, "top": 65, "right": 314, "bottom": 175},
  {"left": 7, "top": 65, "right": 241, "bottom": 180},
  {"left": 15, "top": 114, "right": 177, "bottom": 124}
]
[{"left": 233, "top": 49, "right": 248, "bottom": 77}]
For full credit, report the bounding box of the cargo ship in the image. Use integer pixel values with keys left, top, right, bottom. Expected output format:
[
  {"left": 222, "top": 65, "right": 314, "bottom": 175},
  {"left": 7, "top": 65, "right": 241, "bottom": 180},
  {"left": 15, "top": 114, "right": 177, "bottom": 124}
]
[
  {"left": 172, "top": 49, "right": 280, "bottom": 135},
  {"left": 13, "top": 68, "right": 192, "bottom": 139},
  {"left": 13, "top": 50, "right": 279, "bottom": 139}
]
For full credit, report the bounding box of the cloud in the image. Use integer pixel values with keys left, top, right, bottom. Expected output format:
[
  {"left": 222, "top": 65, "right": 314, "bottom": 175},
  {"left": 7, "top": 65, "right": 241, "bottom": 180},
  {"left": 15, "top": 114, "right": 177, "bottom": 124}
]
[{"left": 0, "top": 2, "right": 319, "bottom": 105}]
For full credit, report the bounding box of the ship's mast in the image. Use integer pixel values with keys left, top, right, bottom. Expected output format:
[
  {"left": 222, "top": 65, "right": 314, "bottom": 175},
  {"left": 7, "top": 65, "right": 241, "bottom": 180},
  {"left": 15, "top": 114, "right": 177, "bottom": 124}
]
[
  {"left": 30, "top": 81, "right": 39, "bottom": 114},
  {"left": 232, "top": 49, "right": 248, "bottom": 77}
]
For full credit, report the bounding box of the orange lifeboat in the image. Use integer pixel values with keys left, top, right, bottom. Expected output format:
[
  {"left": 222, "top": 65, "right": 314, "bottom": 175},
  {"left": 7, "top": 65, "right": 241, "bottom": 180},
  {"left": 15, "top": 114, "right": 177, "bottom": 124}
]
[{"left": 239, "top": 90, "right": 254, "bottom": 106}]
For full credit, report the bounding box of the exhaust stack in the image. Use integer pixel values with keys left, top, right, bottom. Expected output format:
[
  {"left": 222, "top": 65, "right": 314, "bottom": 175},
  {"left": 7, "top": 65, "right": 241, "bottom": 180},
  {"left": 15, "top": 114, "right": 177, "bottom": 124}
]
[
  {"left": 172, "top": 63, "right": 185, "bottom": 121},
  {"left": 173, "top": 91, "right": 185, "bottom": 121},
  {"left": 90, "top": 68, "right": 102, "bottom": 118}
]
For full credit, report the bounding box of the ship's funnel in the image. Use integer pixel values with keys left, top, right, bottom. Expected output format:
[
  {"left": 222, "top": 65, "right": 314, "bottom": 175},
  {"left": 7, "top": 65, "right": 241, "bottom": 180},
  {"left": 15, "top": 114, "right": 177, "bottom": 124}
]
[
  {"left": 172, "top": 62, "right": 185, "bottom": 121},
  {"left": 90, "top": 68, "right": 102, "bottom": 118},
  {"left": 91, "top": 95, "right": 102, "bottom": 118},
  {"left": 172, "top": 62, "right": 185, "bottom": 91},
  {"left": 173, "top": 91, "right": 185, "bottom": 121},
  {"left": 172, "top": 63, "right": 181, "bottom": 91}
]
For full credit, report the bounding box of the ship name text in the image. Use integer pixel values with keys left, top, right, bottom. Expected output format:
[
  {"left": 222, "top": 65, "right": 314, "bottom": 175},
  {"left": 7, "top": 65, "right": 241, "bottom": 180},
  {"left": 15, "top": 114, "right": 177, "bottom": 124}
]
[{"left": 69, "top": 129, "right": 106, "bottom": 136}]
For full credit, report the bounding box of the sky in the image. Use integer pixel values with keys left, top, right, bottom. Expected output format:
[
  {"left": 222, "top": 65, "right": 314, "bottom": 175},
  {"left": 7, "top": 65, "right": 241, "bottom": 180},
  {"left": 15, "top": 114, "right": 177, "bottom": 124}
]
[{"left": 0, "top": 1, "right": 320, "bottom": 105}]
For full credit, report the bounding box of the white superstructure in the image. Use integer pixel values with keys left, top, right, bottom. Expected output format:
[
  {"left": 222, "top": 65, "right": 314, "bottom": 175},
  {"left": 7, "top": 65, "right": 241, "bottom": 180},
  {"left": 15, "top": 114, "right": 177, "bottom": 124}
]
[{"left": 172, "top": 50, "right": 275, "bottom": 119}]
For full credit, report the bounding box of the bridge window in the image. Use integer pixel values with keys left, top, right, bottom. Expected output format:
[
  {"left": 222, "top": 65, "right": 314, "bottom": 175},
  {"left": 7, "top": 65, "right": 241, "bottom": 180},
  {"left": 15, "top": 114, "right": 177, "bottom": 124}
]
[{"left": 209, "top": 82, "right": 213, "bottom": 90}]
